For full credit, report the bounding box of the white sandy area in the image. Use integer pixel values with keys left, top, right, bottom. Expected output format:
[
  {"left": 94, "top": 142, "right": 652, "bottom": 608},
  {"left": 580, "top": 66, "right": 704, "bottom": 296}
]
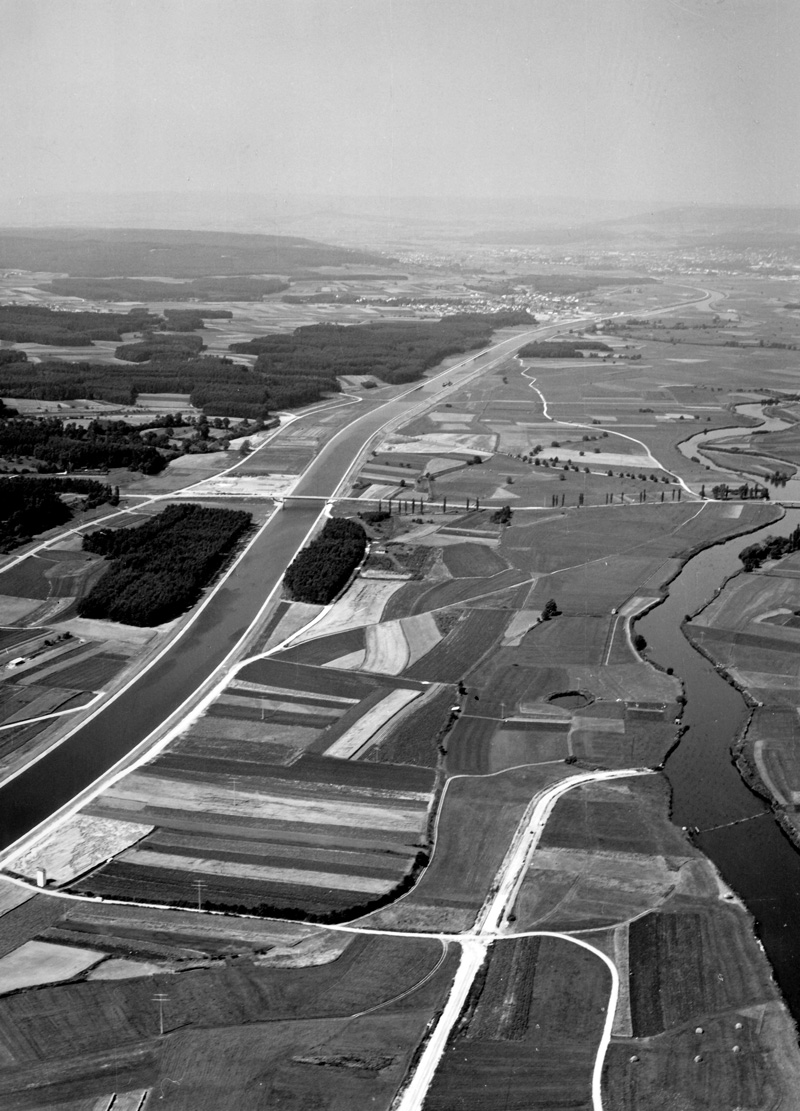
[
  {"left": 103, "top": 772, "right": 426, "bottom": 831},
  {"left": 5, "top": 813, "right": 153, "bottom": 883},
  {"left": 324, "top": 649, "right": 367, "bottom": 670},
  {"left": 428, "top": 411, "right": 475, "bottom": 423},
  {"left": 413, "top": 531, "right": 498, "bottom": 548},
  {"left": 260, "top": 602, "right": 325, "bottom": 651},
  {"left": 217, "top": 693, "right": 337, "bottom": 717},
  {"left": 502, "top": 610, "right": 542, "bottom": 646},
  {"left": 0, "top": 940, "right": 105, "bottom": 994},
  {"left": 119, "top": 850, "right": 396, "bottom": 895},
  {"left": 290, "top": 579, "right": 405, "bottom": 642},
  {"left": 57, "top": 617, "right": 155, "bottom": 647},
  {"left": 88, "top": 958, "right": 164, "bottom": 980},
  {"left": 325, "top": 688, "right": 422, "bottom": 758},
  {"left": 181, "top": 474, "right": 297, "bottom": 498},
  {"left": 491, "top": 486, "right": 520, "bottom": 499},
  {"left": 227, "top": 428, "right": 284, "bottom": 452},
  {"left": 549, "top": 450, "right": 657, "bottom": 469},
  {"left": 230, "top": 679, "right": 358, "bottom": 704},
  {"left": 382, "top": 433, "right": 496, "bottom": 457},
  {"left": 425, "top": 457, "right": 466, "bottom": 475},
  {"left": 401, "top": 612, "right": 441, "bottom": 664},
  {"left": 571, "top": 716, "right": 626, "bottom": 734},
  {"left": 619, "top": 595, "right": 660, "bottom": 619},
  {"left": 255, "top": 931, "right": 351, "bottom": 968},
  {"left": 666, "top": 358, "right": 709, "bottom": 363},
  {"left": 363, "top": 622, "right": 409, "bottom": 674},
  {"left": 360, "top": 483, "right": 400, "bottom": 500},
  {"left": 0, "top": 876, "right": 33, "bottom": 916},
  {"left": 656, "top": 414, "right": 699, "bottom": 423}
]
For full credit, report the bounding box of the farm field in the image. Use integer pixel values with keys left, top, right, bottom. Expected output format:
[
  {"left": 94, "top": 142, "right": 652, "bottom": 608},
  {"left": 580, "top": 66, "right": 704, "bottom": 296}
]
[
  {"left": 511, "top": 776, "right": 716, "bottom": 932},
  {"left": 363, "top": 765, "right": 572, "bottom": 932},
  {"left": 425, "top": 935, "right": 610, "bottom": 1111},
  {"left": 0, "top": 933, "right": 459, "bottom": 1110},
  {"left": 5, "top": 271, "right": 800, "bottom": 1109}
]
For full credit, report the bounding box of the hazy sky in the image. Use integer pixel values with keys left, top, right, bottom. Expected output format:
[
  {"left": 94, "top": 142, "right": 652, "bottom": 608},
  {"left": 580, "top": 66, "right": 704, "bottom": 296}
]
[{"left": 2, "top": 0, "right": 799, "bottom": 209}]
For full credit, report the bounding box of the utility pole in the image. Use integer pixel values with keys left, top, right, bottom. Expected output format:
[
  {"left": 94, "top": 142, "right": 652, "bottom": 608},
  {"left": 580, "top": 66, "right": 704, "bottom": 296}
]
[{"left": 193, "top": 879, "right": 206, "bottom": 911}]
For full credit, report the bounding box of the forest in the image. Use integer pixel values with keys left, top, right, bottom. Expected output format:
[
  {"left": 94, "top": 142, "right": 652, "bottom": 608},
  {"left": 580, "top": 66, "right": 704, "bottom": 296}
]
[
  {"left": 79, "top": 503, "right": 252, "bottom": 626},
  {"left": 0, "top": 418, "right": 172, "bottom": 474},
  {"left": 0, "top": 305, "right": 158, "bottom": 345},
  {"left": 517, "top": 339, "right": 612, "bottom": 357},
  {"left": 0, "top": 475, "right": 118, "bottom": 552},
  {"left": 231, "top": 311, "right": 535, "bottom": 405},
  {"left": 283, "top": 517, "right": 367, "bottom": 604},
  {"left": 0, "top": 228, "right": 389, "bottom": 278},
  {"left": 0, "top": 311, "right": 535, "bottom": 419},
  {"left": 0, "top": 355, "right": 270, "bottom": 419}
]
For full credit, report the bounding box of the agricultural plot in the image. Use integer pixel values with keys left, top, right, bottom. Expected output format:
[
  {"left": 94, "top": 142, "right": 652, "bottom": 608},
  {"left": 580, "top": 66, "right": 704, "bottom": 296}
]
[
  {"left": 441, "top": 542, "right": 509, "bottom": 578},
  {"left": 539, "top": 777, "right": 691, "bottom": 857},
  {"left": 0, "top": 933, "right": 457, "bottom": 1109},
  {"left": 628, "top": 904, "right": 780, "bottom": 1037},
  {"left": 425, "top": 936, "right": 610, "bottom": 1111},
  {"left": 364, "top": 682, "right": 456, "bottom": 768},
  {"left": 71, "top": 724, "right": 435, "bottom": 917},
  {"left": 405, "top": 608, "right": 510, "bottom": 682},
  {"left": 288, "top": 579, "right": 407, "bottom": 643},
  {"left": 510, "top": 774, "right": 714, "bottom": 932},
  {"left": 445, "top": 715, "right": 571, "bottom": 775},
  {"left": 686, "top": 564, "right": 800, "bottom": 708},
  {"left": 364, "top": 765, "right": 571, "bottom": 932},
  {"left": 5, "top": 813, "right": 152, "bottom": 885},
  {"left": 0, "top": 939, "right": 105, "bottom": 995},
  {"left": 604, "top": 999, "right": 800, "bottom": 1111}
]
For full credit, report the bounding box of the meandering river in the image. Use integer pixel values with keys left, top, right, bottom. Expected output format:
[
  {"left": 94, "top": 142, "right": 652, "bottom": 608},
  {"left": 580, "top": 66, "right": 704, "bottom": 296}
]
[{"left": 639, "top": 507, "right": 800, "bottom": 1019}]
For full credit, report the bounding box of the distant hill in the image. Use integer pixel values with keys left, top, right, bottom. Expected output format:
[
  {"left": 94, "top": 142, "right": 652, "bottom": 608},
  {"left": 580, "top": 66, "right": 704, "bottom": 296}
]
[
  {"left": 471, "top": 203, "right": 800, "bottom": 249},
  {"left": 0, "top": 227, "right": 392, "bottom": 278}
]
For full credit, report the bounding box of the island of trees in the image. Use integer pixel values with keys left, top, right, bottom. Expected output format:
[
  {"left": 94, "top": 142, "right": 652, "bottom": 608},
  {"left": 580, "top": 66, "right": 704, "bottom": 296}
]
[
  {"left": 283, "top": 518, "right": 367, "bottom": 604},
  {"left": 79, "top": 504, "right": 252, "bottom": 626},
  {"left": 0, "top": 417, "right": 172, "bottom": 474},
  {"left": 0, "top": 475, "right": 118, "bottom": 552},
  {"left": 739, "top": 525, "right": 800, "bottom": 572}
]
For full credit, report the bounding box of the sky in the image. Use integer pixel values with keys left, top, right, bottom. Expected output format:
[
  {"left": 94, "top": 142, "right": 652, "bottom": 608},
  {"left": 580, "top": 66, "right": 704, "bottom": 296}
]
[{"left": 2, "top": 0, "right": 800, "bottom": 212}]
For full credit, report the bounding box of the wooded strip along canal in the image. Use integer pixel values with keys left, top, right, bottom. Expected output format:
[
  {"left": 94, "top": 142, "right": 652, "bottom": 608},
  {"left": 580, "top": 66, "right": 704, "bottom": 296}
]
[{"left": 639, "top": 508, "right": 800, "bottom": 1019}]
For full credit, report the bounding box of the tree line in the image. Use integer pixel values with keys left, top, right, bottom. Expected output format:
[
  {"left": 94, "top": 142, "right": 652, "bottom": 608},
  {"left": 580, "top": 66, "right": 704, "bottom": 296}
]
[
  {"left": 517, "top": 340, "right": 612, "bottom": 358},
  {"left": 79, "top": 503, "right": 252, "bottom": 626},
  {"left": 283, "top": 518, "right": 367, "bottom": 604}
]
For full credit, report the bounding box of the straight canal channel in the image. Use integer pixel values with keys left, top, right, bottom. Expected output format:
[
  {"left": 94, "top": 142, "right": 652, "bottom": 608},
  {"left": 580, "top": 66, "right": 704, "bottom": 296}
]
[{"left": 638, "top": 506, "right": 800, "bottom": 1021}]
